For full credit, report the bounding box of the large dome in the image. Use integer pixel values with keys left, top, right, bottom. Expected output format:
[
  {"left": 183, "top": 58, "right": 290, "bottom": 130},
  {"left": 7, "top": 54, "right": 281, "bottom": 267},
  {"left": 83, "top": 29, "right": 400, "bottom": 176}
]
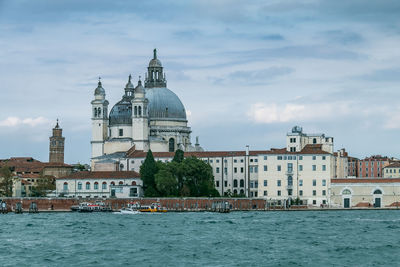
[
  {"left": 109, "top": 87, "right": 186, "bottom": 126},
  {"left": 146, "top": 87, "right": 187, "bottom": 121}
]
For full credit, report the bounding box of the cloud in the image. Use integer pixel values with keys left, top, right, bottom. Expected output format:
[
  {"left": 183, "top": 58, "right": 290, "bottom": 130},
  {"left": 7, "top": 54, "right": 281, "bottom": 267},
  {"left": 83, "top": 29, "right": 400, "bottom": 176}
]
[
  {"left": 0, "top": 116, "right": 50, "bottom": 127},
  {"left": 247, "top": 102, "right": 353, "bottom": 124}
]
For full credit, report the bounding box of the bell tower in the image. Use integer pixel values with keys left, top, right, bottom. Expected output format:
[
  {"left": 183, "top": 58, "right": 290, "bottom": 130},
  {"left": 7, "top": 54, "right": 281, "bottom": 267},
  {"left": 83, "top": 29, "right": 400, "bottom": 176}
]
[
  {"left": 49, "top": 119, "right": 65, "bottom": 163},
  {"left": 91, "top": 78, "right": 109, "bottom": 159},
  {"left": 132, "top": 78, "right": 149, "bottom": 151}
]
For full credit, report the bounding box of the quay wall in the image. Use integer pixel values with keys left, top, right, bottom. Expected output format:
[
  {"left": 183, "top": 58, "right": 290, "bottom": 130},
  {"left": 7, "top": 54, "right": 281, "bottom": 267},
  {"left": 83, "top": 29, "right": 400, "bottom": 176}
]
[{"left": 0, "top": 198, "right": 293, "bottom": 211}]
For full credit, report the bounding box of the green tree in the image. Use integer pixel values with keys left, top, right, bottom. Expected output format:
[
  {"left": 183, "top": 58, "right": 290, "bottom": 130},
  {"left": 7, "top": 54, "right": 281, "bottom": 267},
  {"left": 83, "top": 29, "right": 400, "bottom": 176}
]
[
  {"left": 172, "top": 149, "right": 184, "bottom": 163},
  {"left": 31, "top": 175, "right": 56, "bottom": 197},
  {"left": 139, "top": 150, "right": 159, "bottom": 196},
  {"left": 0, "top": 166, "right": 13, "bottom": 197},
  {"left": 155, "top": 169, "right": 178, "bottom": 196}
]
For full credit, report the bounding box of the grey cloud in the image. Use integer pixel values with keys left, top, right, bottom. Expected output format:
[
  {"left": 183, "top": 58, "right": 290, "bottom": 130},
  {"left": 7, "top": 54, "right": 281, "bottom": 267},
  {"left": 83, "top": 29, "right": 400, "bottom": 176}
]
[{"left": 320, "top": 30, "right": 364, "bottom": 45}]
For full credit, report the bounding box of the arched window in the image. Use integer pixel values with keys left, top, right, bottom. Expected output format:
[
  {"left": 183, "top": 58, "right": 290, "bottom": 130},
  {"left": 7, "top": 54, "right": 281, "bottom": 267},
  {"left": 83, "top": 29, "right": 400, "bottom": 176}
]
[
  {"left": 373, "top": 189, "right": 382, "bottom": 194},
  {"left": 111, "top": 181, "right": 115, "bottom": 186},
  {"left": 138, "top": 106, "right": 142, "bottom": 116},
  {"left": 240, "top": 179, "right": 244, "bottom": 187},
  {"left": 169, "top": 138, "right": 175, "bottom": 152},
  {"left": 63, "top": 182, "right": 68, "bottom": 191},
  {"left": 78, "top": 182, "right": 82, "bottom": 190},
  {"left": 240, "top": 189, "right": 244, "bottom": 195},
  {"left": 119, "top": 181, "right": 124, "bottom": 185},
  {"left": 98, "top": 107, "right": 101, "bottom": 117},
  {"left": 233, "top": 189, "right": 238, "bottom": 195},
  {"left": 86, "top": 182, "right": 90, "bottom": 190},
  {"left": 134, "top": 106, "right": 137, "bottom": 116},
  {"left": 131, "top": 181, "right": 136, "bottom": 186},
  {"left": 233, "top": 179, "right": 238, "bottom": 187},
  {"left": 94, "top": 108, "right": 98, "bottom": 117},
  {"left": 102, "top": 182, "right": 107, "bottom": 190},
  {"left": 342, "top": 189, "right": 351, "bottom": 195},
  {"left": 94, "top": 182, "right": 99, "bottom": 190}
]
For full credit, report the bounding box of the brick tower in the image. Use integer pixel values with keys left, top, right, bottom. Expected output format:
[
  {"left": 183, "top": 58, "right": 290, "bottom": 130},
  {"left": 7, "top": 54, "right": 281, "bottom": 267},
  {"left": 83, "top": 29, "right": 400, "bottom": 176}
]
[{"left": 49, "top": 119, "right": 65, "bottom": 163}]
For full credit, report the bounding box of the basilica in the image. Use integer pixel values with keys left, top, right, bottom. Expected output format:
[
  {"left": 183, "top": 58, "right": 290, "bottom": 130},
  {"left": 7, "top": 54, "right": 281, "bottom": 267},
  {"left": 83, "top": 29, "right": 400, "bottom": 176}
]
[{"left": 91, "top": 49, "right": 202, "bottom": 167}]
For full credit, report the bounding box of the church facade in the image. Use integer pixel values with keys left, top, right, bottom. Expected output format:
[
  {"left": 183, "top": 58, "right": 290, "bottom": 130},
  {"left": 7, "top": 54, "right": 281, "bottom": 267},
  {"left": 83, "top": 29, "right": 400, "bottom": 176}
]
[{"left": 91, "top": 50, "right": 202, "bottom": 167}]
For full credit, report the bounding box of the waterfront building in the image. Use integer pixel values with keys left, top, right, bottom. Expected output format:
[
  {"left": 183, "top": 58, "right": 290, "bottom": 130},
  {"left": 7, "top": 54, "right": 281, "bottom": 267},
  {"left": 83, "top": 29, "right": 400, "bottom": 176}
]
[
  {"left": 331, "top": 178, "right": 400, "bottom": 208},
  {"left": 91, "top": 49, "right": 202, "bottom": 166},
  {"left": 383, "top": 162, "right": 400, "bottom": 178},
  {"left": 356, "top": 155, "right": 391, "bottom": 178},
  {"left": 347, "top": 156, "right": 358, "bottom": 177},
  {"left": 55, "top": 171, "right": 143, "bottom": 198}
]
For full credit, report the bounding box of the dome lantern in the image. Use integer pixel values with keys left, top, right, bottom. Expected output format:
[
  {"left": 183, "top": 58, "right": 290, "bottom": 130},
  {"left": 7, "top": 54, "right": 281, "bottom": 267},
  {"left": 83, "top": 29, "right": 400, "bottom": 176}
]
[{"left": 145, "top": 48, "right": 167, "bottom": 88}]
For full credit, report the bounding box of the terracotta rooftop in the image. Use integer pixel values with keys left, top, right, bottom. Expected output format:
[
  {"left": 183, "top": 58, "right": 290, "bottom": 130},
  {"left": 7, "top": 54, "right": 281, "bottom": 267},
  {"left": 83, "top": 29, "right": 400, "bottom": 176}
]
[
  {"left": 58, "top": 171, "right": 141, "bottom": 180},
  {"left": 126, "top": 144, "right": 330, "bottom": 159},
  {"left": 384, "top": 162, "right": 400, "bottom": 168},
  {"left": 0, "top": 157, "right": 72, "bottom": 173},
  {"left": 332, "top": 178, "right": 400, "bottom": 184}
]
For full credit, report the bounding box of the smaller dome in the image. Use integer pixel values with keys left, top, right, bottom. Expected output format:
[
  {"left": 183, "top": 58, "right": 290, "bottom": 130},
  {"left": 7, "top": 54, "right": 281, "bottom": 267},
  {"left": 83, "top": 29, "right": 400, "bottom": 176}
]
[
  {"left": 135, "top": 80, "right": 145, "bottom": 94},
  {"left": 125, "top": 74, "right": 134, "bottom": 89},
  {"left": 94, "top": 80, "right": 105, "bottom": 95}
]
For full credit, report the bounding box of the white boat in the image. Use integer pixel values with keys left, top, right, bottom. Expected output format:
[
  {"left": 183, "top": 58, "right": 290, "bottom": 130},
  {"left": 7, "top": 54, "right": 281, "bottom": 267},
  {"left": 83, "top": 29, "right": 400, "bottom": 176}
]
[{"left": 119, "top": 208, "right": 140, "bottom": 214}]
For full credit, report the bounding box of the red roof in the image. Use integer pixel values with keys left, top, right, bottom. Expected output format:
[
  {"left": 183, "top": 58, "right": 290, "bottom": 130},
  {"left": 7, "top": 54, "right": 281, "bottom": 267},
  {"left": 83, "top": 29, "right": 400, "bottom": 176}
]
[
  {"left": 0, "top": 157, "right": 72, "bottom": 173},
  {"left": 126, "top": 144, "right": 330, "bottom": 159},
  {"left": 332, "top": 178, "right": 400, "bottom": 184},
  {"left": 384, "top": 162, "right": 400, "bottom": 168},
  {"left": 58, "top": 171, "right": 141, "bottom": 180}
]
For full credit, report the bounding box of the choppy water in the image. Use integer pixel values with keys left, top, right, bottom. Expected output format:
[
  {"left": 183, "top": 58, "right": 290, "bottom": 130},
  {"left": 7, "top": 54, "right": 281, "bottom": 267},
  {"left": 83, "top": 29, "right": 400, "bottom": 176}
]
[{"left": 1, "top": 210, "right": 400, "bottom": 266}]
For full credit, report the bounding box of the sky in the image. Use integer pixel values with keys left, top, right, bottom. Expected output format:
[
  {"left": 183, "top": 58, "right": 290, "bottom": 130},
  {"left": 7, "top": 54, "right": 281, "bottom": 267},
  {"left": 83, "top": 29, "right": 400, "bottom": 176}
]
[{"left": 0, "top": 0, "right": 400, "bottom": 164}]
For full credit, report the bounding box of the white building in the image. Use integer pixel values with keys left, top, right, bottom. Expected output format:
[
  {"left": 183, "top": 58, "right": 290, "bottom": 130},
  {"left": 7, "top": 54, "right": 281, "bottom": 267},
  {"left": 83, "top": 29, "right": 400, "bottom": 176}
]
[
  {"left": 91, "top": 49, "right": 202, "bottom": 168},
  {"left": 56, "top": 171, "right": 143, "bottom": 199}
]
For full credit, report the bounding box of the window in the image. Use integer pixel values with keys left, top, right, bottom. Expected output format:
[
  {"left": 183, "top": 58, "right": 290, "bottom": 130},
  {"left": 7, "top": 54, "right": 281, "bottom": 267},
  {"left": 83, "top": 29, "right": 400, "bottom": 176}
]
[
  {"left": 240, "top": 167, "right": 244, "bottom": 173},
  {"left": 78, "top": 182, "right": 82, "bottom": 190},
  {"left": 234, "top": 179, "right": 238, "bottom": 187},
  {"left": 299, "top": 179, "right": 303, "bottom": 186},
  {"left": 312, "top": 165, "right": 316, "bottom": 171},
  {"left": 216, "top": 167, "right": 220, "bottom": 173},
  {"left": 250, "top": 159, "right": 253, "bottom": 163},
  {"left": 322, "top": 156, "right": 326, "bottom": 160},
  {"left": 277, "top": 156, "right": 282, "bottom": 160},
  {"left": 234, "top": 167, "right": 237, "bottom": 173},
  {"left": 86, "top": 182, "right": 90, "bottom": 190},
  {"left": 240, "top": 159, "right": 244, "bottom": 163},
  {"left": 322, "top": 165, "right": 326, "bottom": 171},
  {"left": 102, "top": 182, "right": 107, "bottom": 189},
  {"left": 224, "top": 168, "right": 227, "bottom": 175},
  {"left": 299, "top": 156, "right": 303, "bottom": 160},
  {"left": 254, "top": 166, "right": 258, "bottom": 173},
  {"left": 277, "top": 180, "right": 281, "bottom": 187},
  {"left": 224, "top": 181, "right": 227, "bottom": 187},
  {"left": 284, "top": 156, "right": 287, "bottom": 160},
  {"left": 234, "top": 159, "right": 237, "bottom": 163},
  {"left": 210, "top": 160, "right": 213, "bottom": 163},
  {"left": 224, "top": 159, "right": 227, "bottom": 163},
  {"left": 264, "top": 190, "right": 268, "bottom": 196},
  {"left": 287, "top": 163, "right": 293, "bottom": 172},
  {"left": 255, "top": 181, "right": 258, "bottom": 188},
  {"left": 119, "top": 181, "right": 123, "bottom": 185},
  {"left": 250, "top": 167, "right": 254, "bottom": 173},
  {"left": 290, "top": 147, "right": 296, "bottom": 152},
  {"left": 216, "top": 159, "right": 220, "bottom": 163},
  {"left": 299, "top": 165, "right": 303, "bottom": 171},
  {"left": 94, "top": 182, "right": 99, "bottom": 190},
  {"left": 63, "top": 182, "right": 68, "bottom": 191},
  {"left": 264, "top": 156, "right": 267, "bottom": 160},
  {"left": 313, "top": 190, "right": 316, "bottom": 196},
  {"left": 322, "top": 190, "right": 326, "bottom": 196},
  {"left": 299, "top": 190, "right": 303, "bottom": 196},
  {"left": 312, "top": 179, "right": 317, "bottom": 186},
  {"left": 277, "top": 165, "right": 281, "bottom": 171},
  {"left": 240, "top": 179, "right": 244, "bottom": 187},
  {"left": 277, "top": 190, "right": 281, "bottom": 196},
  {"left": 254, "top": 159, "right": 258, "bottom": 162},
  {"left": 169, "top": 138, "right": 175, "bottom": 152},
  {"left": 264, "top": 165, "right": 267, "bottom": 171},
  {"left": 119, "top": 129, "right": 123, "bottom": 136},
  {"left": 322, "top": 179, "right": 326, "bottom": 186},
  {"left": 313, "top": 138, "right": 317, "bottom": 144},
  {"left": 216, "top": 181, "right": 220, "bottom": 187},
  {"left": 263, "top": 180, "right": 268, "bottom": 186},
  {"left": 312, "top": 156, "right": 316, "bottom": 160},
  {"left": 288, "top": 176, "right": 293, "bottom": 186},
  {"left": 138, "top": 106, "right": 142, "bottom": 116},
  {"left": 373, "top": 189, "right": 382, "bottom": 194},
  {"left": 313, "top": 200, "right": 317, "bottom": 205},
  {"left": 288, "top": 189, "right": 293, "bottom": 196}
]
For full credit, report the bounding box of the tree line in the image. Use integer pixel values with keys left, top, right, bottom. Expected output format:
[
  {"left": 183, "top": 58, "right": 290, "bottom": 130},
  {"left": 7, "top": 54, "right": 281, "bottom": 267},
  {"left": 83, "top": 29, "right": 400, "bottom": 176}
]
[{"left": 140, "top": 149, "right": 220, "bottom": 197}]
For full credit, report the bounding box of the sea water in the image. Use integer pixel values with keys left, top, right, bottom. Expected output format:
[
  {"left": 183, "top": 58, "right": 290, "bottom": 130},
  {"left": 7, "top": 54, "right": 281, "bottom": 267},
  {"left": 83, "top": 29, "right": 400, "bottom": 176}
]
[{"left": 1, "top": 210, "right": 400, "bottom": 266}]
